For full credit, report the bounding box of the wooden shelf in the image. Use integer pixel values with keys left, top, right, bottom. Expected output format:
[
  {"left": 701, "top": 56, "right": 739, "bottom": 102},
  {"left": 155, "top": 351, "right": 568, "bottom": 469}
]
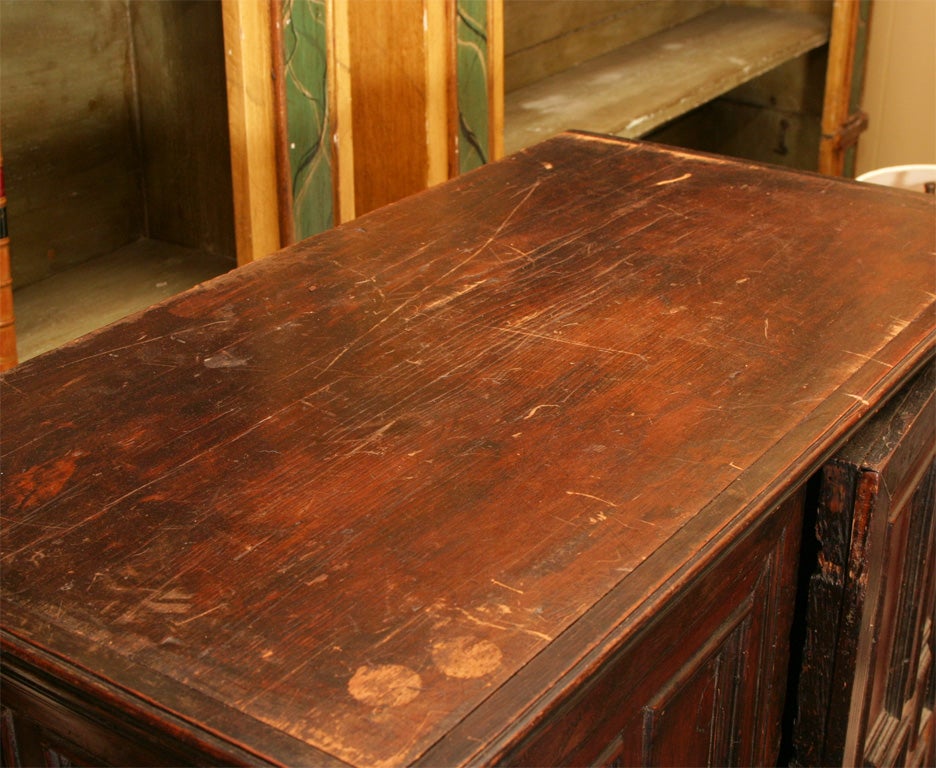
[{"left": 504, "top": 6, "right": 829, "bottom": 155}]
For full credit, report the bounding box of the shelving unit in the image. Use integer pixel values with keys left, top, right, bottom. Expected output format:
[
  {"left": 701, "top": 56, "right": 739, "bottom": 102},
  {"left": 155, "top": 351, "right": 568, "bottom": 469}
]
[{"left": 504, "top": 5, "right": 830, "bottom": 155}]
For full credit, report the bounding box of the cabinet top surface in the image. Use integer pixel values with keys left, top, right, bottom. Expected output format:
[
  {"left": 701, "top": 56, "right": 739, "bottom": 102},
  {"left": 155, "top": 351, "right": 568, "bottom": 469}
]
[{"left": 2, "top": 134, "right": 934, "bottom": 766}]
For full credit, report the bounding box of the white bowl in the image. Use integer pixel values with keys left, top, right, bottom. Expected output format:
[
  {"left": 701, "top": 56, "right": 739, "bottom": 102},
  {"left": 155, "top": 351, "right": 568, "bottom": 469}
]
[{"left": 856, "top": 164, "right": 936, "bottom": 193}]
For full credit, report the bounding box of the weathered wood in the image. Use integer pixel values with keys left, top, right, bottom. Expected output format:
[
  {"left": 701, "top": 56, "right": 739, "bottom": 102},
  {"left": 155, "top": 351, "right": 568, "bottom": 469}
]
[
  {"left": 818, "top": 0, "right": 870, "bottom": 175},
  {"left": 504, "top": 6, "right": 830, "bottom": 154},
  {"left": 1, "top": 134, "right": 934, "bottom": 766},
  {"left": 503, "top": 0, "right": 718, "bottom": 92},
  {"left": 794, "top": 361, "right": 936, "bottom": 767},
  {"left": 0, "top": 0, "right": 143, "bottom": 287},
  {"left": 131, "top": 1, "right": 236, "bottom": 260}
]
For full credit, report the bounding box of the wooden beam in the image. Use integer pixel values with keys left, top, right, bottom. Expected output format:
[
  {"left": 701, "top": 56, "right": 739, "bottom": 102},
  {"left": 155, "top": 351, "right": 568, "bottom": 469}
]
[
  {"left": 0, "top": 134, "right": 17, "bottom": 371},
  {"left": 488, "top": 0, "right": 504, "bottom": 161},
  {"left": 329, "top": 0, "right": 356, "bottom": 225},
  {"left": 819, "top": 0, "right": 867, "bottom": 176},
  {"left": 222, "top": 0, "right": 282, "bottom": 264}
]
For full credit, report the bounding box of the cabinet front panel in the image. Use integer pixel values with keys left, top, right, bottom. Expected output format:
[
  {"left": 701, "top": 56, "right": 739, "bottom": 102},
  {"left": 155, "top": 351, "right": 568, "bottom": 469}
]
[{"left": 503, "top": 493, "right": 803, "bottom": 767}]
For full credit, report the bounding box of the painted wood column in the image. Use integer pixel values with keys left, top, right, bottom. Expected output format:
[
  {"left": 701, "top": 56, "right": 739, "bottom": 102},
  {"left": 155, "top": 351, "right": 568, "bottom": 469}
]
[{"left": 276, "top": 0, "right": 502, "bottom": 239}]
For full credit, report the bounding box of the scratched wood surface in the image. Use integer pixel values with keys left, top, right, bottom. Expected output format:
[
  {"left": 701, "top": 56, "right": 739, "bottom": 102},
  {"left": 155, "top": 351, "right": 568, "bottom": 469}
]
[{"left": 2, "top": 133, "right": 935, "bottom": 766}]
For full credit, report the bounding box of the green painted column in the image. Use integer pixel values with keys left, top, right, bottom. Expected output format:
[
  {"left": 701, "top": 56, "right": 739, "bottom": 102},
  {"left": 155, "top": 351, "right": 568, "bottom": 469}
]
[
  {"left": 281, "top": 0, "right": 333, "bottom": 239},
  {"left": 456, "top": 0, "right": 490, "bottom": 174}
]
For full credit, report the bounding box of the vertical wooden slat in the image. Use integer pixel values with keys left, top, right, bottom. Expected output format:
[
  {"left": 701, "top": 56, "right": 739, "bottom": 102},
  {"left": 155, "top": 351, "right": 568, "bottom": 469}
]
[
  {"left": 0, "top": 135, "right": 17, "bottom": 371},
  {"left": 819, "top": 0, "right": 869, "bottom": 176},
  {"left": 347, "top": 0, "right": 426, "bottom": 216},
  {"left": 270, "top": 0, "right": 296, "bottom": 247},
  {"left": 222, "top": 0, "right": 282, "bottom": 263},
  {"left": 344, "top": 0, "right": 458, "bottom": 216},
  {"left": 329, "top": 0, "right": 356, "bottom": 225},
  {"left": 487, "top": 0, "right": 504, "bottom": 162},
  {"left": 426, "top": 0, "right": 454, "bottom": 187}
]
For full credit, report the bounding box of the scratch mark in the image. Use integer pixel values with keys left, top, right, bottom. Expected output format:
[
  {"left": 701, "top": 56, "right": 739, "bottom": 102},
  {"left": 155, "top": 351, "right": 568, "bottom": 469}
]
[
  {"left": 285, "top": 183, "right": 542, "bottom": 385},
  {"left": 625, "top": 115, "right": 649, "bottom": 132},
  {"left": 843, "top": 350, "right": 894, "bottom": 368},
  {"left": 593, "top": 257, "right": 632, "bottom": 279},
  {"left": 764, "top": 317, "right": 769, "bottom": 340},
  {"left": 566, "top": 490, "right": 618, "bottom": 508},
  {"left": 58, "top": 321, "right": 233, "bottom": 367},
  {"left": 654, "top": 172, "right": 692, "bottom": 186},
  {"left": 491, "top": 578, "right": 524, "bottom": 595},
  {"left": 172, "top": 604, "right": 225, "bottom": 626},
  {"left": 456, "top": 608, "right": 551, "bottom": 642},
  {"left": 496, "top": 327, "right": 648, "bottom": 361},
  {"left": 420, "top": 280, "right": 487, "bottom": 313},
  {"left": 345, "top": 420, "right": 397, "bottom": 458},
  {"left": 844, "top": 393, "right": 870, "bottom": 406},
  {"left": 524, "top": 404, "right": 559, "bottom": 419},
  {"left": 233, "top": 532, "right": 277, "bottom": 561}
]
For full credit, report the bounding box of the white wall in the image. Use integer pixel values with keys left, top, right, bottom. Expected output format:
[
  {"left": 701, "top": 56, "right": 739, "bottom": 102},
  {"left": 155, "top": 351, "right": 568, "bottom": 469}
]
[{"left": 855, "top": 0, "right": 936, "bottom": 174}]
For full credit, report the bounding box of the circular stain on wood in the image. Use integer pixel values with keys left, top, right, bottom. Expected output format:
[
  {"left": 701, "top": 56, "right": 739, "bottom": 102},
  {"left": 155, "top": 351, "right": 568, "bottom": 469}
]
[
  {"left": 347, "top": 664, "right": 422, "bottom": 707},
  {"left": 432, "top": 636, "right": 502, "bottom": 679}
]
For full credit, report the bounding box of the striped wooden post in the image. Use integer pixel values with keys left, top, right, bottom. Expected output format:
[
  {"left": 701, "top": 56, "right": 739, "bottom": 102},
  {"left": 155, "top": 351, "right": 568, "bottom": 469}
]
[{"left": 0, "top": 135, "right": 17, "bottom": 371}]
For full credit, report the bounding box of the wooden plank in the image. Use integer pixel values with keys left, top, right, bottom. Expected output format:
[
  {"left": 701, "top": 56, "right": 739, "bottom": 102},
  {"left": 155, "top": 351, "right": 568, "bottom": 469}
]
[
  {"left": 131, "top": 1, "right": 235, "bottom": 259},
  {"left": 504, "top": 6, "right": 829, "bottom": 154},
  {"left": 0, "top": 136, "right": 15, "bottom": 371},
  {"left": 11, "top": 239, "right": 234, "bottom": 362},
  {"left": 425, "top": 0, "right": 454, "bottom": 186},
  {"left": 222, "top": 0, "right": 282, "bottom": 264},
  {"left": 487, "top": 0, "right": 505, "bottom": 161},
  {"left": 818, "top": 0, "right": 868, "bottom": 175},
  {"left": 328, "top": 0, "right": 356, "bottom": 225},
  {"left": 0, "top": 0, "right": 142, "bottom": 287},
  {"left": 504, "top": 0, "right": 717, "bottom": 92},
  {"left": 347, "top": 0, "right": 430, "bottom": 216}
]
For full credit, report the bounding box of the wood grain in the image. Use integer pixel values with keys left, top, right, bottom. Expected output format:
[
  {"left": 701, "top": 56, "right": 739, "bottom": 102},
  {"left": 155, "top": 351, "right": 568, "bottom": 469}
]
[
  {"left": 222, "top": 0, "right": 282, "bottom": 264},
  {"left": 503, "top": 0, "right": 717, "bottom": 92},
  {"left": 0, "top": 0, "right": 142, "bottom": 287},
  {"left": 504, "top": 6, "right": 829, "bottom": 154},
  {"left": 1, "top": 134, "right": 934, "bottom": 766},
  {"left": 131, "top": 1, "right": 235, "bottom": 259},
  {"left": 0, "top": 136, "right": 15, "bottom": 370},
  {"left": 347, "top": 0, "right": 431, "bottom": 216}
]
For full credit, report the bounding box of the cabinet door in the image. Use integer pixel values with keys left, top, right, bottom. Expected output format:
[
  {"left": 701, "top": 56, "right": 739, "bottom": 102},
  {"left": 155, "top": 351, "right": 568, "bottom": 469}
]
[
  {"left": 502, "top": 491, "right": 804, "bottom": 767},
  {"left": 795, "top": 361, "right": 936, "bottom": 767},
  {"left": 0, "top": 658, "right": 251, "bottom": 768}
]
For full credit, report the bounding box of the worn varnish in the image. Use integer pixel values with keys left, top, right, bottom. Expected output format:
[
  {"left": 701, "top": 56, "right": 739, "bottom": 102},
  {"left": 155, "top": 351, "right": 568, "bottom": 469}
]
[{"left": 1, "top": 134, "right": 934, "bottom": 766}]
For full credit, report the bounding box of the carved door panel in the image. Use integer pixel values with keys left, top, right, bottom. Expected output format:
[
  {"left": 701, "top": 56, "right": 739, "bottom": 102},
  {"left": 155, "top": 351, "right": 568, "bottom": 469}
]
[{"left": 795, "top": 361, "right": 936, "bottom": 768}]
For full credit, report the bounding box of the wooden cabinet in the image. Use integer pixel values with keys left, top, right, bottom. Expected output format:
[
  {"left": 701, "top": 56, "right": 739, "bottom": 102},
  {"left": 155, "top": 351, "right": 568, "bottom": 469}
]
[
  {"left": 1, "top": 135, "right": 933, "bottom": 767},
  {"left": 795, "top": 361, "right": 936, "bottom": 768}
]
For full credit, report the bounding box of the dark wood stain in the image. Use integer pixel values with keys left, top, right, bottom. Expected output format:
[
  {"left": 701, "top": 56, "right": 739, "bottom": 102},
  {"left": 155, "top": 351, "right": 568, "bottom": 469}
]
[{"left": 1, "top": 133, "right": 934, "bottom": 766}]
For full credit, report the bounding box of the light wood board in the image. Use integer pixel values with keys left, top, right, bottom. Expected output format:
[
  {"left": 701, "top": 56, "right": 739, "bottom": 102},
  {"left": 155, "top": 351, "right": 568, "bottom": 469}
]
[{"left": 504, "top": 6, "right": 829, "bottom": 154}]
